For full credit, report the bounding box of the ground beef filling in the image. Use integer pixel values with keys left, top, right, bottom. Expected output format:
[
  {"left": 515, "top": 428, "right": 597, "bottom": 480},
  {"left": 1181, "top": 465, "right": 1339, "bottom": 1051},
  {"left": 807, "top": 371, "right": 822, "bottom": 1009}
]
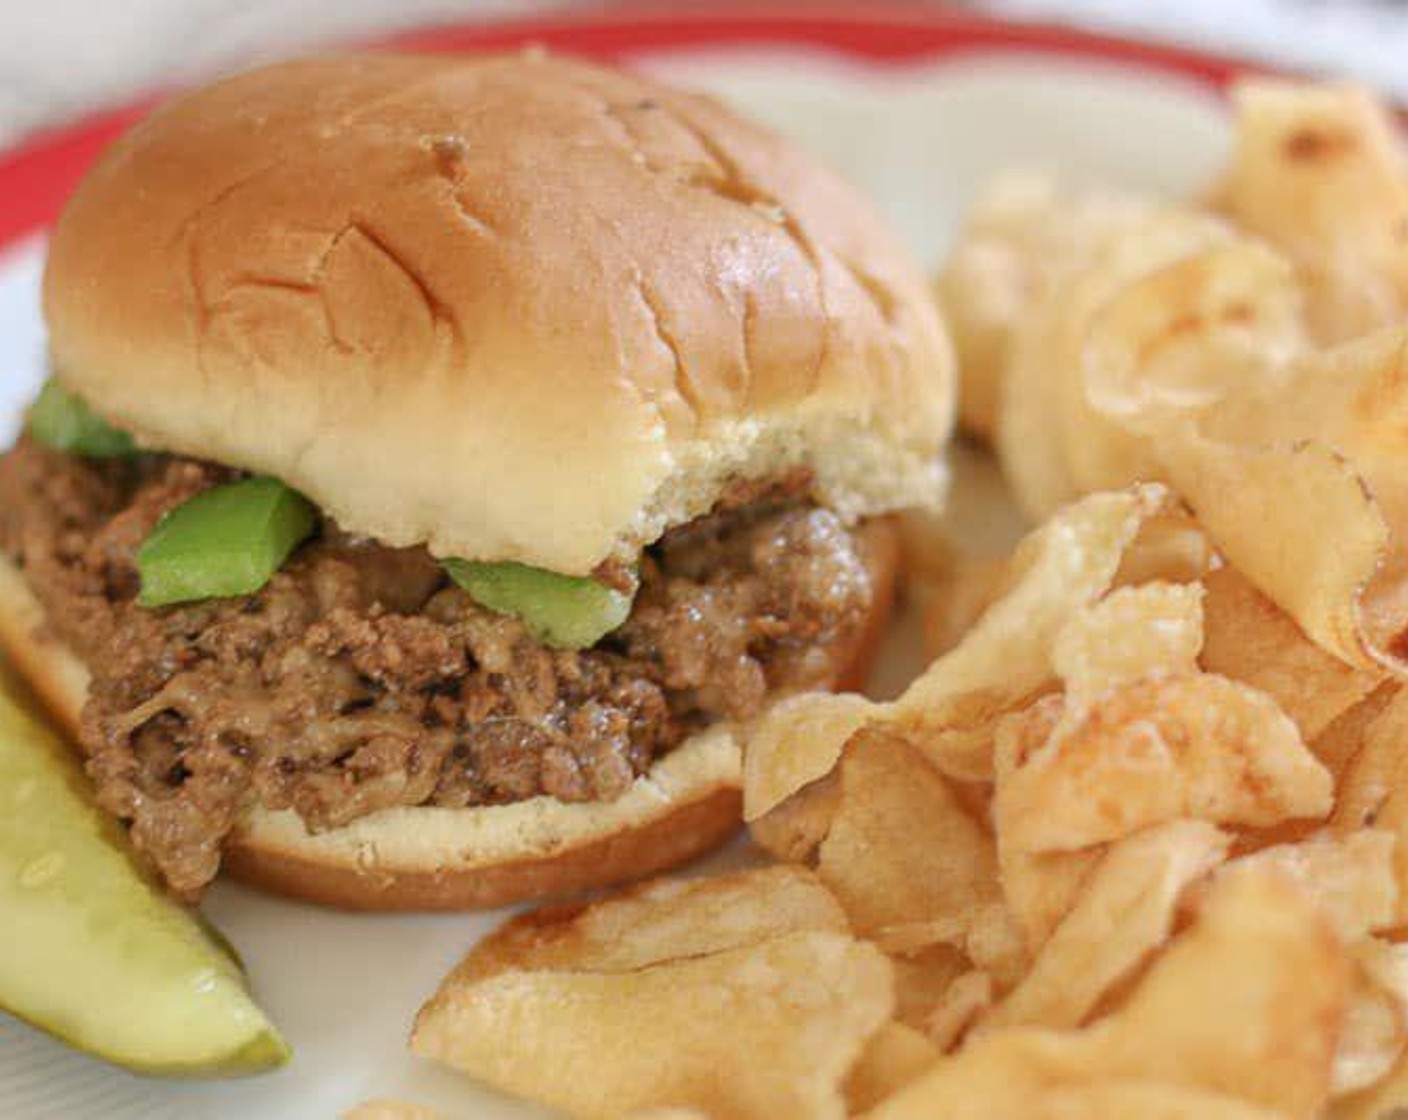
[{"left": 0, "top": 439, "right": 874, "bottom": 896}]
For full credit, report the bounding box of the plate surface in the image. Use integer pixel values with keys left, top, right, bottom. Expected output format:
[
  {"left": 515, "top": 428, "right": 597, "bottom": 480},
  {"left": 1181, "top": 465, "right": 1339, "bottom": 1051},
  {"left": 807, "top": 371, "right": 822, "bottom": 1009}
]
[{"left": 0, "top": 7, "right": 1233, "bottom": 1118}]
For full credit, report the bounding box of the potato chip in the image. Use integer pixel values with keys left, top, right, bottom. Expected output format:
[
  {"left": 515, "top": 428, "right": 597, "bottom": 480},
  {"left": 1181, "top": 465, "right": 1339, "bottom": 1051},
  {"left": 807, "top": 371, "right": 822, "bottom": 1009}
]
[
  {"left": 935, "top": 172, "right": 1154, "bottom": 439},
  {"left": 996, "top": 288, "right": 1087, "bottom": 518},
  {"left": 1196, "top": 329, "right": 1408, "bottom": 667},
  {"left": 924, "top": 969, "right": 995, "bottom": 1053},
  {"left": 815, "top": 732, "right": 1003, "bottom": 956},
  {"left": 951, "top": 87, "right": 1408, "bottom": 674},
  {"left": 861, "top": 1037, "right": 1290, "bottom": 1120},
  {"left": 1080, "top": 239, "right": 1306, "bottom": 430},
  {"left": 1189, "top": 322, "right": 1408, "bottom": 480},
  {"left": 1125, "top": 327, "right": 1408, "bottom": 675},
  {"left": 413, "top": 929, "right": 892, "bottom": 1120},
  {"left": 1051, "top": 581, "right": 1204, "bottom": 709},
  {"left": 1042, "top": 579, "right": 1227, "bottom": 873},
  {"left": 1082, "top": 276, "right": 1408, "bottom": 658},
  {"left": 800, "top": 733, "right": 1026, "bottom": 983},
  {"left": 1330, "top": 1061, "right": 1408, "bottom": 1120},
  {"left": 998, "top": 843, "right": 1103, "bottom": 952},
  {"left": 1363, "top": 560, "right": 1408, "bottom": 677},
  {"left": 999, "top": 212, "right": 1236, "bottom": 518},
  {"left": 1321, "top": 331, "right": 1408, "bottom": 527},
  {"left": 1200, "top": 565, "right": 1384, "bottom": 741},
  {"left": 972, "top": 174, "right": 1408, "bottom": 681},
  {"left": 1034, "top": 1082, "right": 1293, "bottom": 1120},
  {"left": 1228, "top": 830, "right": 1397, "bottom": 941},
  {"left": 984, "top": 821, "right": 1228, "bottom": 1030},
  {"left": 844, "top": 1021, "right": 941, "bottom": 1114},
  {"left": 888, "top": 943, "right": 972, "bottom": 1032},
  {"left": 1110, "top": 506, "right": 1216, "bottom": 588},
  {"left": 744, "top": 486, "right": 1174, "bottom": 846},
  {"left": 1333, "top": 689, "right": 1408, "bottom": 926},
  {"left": 747, "top": 771, "right": 842, "bottom": 864},
  {"left": 991, "top": 697, "right": 1105, "bottom": 947},
  {"left": 1311, "top": 684, "right": 1398, "bottom": 784},
  {"left": 970, "top": 153, "right": 1408, "bottom": 681},
  {"left": 984, "top": 222, "right": 1313, "bottom": 595},
  {"left": 891, "top": 485, "right": 1175, "bottom": 780},
  {"left": 875, "top": 866, "right": 1346, "bottom": 1117},
  {"left": 1354, "top": 939, "right": 1408, "bottom": 1020},
  {"left": 862, "top": 1025, "right": 1087, "bottom": 1119},
  {"left": 1332, "top": 940, "right": 1408, "bottom": 1098},
  {"left": 1329, "top": 942, "right": 1408, "bottom": 1115},
  {"left": 962, "top": 896, "right": 1031, "bottom": 990},
  {"left": 342, "top": 1102, "right": 444, "bottom": 1120},
  {"left": 1087, "top": 865, "right": 1347, "bottom": 1117},
  {"left": 1160, "top": 428, "right": 1391, "bottom": 672},
  {"left": 1220, "top": 80, "right": 1408, "bottom": 344},
  {"left": 411, "top": 865, "right": 894, "bottom": 1118},
  {"left": 446, "top": 864, "right": 848, "bottom": 984},
  {"left": 996, "top": 673, "right": 1332, "bottom": 854},
  {"left": 743, "top": 693, "right": 873, "bottom": 828}
]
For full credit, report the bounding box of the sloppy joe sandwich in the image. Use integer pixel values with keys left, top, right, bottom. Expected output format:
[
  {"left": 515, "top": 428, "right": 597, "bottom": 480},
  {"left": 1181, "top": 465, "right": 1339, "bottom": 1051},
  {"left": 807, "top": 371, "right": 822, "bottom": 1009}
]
[{"left": 0, "top": 51, "right": 953, "bottom": 909}]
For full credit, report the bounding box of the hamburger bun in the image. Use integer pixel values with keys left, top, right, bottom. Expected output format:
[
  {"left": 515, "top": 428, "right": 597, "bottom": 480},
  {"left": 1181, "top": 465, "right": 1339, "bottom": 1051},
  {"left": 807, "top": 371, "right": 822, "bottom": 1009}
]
[
  {"left": 0, "top": 519, "right": 898, "bottom": 910},
  {"left": 43, "top": 52, "right": 954, "bottom": 574},
  {"left": 16, "top": 52, "right": 948, "bottom": 910}
]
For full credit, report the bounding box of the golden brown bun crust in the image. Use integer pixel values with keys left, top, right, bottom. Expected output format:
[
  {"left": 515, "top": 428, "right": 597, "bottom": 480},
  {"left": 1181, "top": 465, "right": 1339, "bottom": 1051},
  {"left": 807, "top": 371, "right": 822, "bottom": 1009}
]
[
  {"left": 0, "top": 519, "right": 897, "bottom": 910},
  {"left": 44, "top": 53, "right": 953, "bottom": 574},
  {"left": 224, "top": 783, "right": 746, "bottom": 912}
]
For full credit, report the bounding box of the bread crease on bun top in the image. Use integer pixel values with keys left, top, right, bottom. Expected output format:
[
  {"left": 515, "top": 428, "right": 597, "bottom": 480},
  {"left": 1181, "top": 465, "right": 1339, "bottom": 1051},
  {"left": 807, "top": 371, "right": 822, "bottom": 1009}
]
[{"left": 6, "top": 52, "right": 951, "bottom": 910}]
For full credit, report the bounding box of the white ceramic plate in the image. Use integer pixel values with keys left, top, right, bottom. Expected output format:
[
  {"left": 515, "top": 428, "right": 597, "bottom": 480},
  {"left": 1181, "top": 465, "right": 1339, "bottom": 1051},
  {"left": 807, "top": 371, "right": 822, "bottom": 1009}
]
[{"left": 0, "top": 9, "right": 1233, "bottom": 1117}]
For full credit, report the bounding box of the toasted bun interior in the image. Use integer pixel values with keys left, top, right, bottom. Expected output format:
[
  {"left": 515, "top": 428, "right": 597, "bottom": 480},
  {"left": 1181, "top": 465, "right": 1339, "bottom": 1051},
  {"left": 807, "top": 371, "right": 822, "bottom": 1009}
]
[
  {"left": 0, "top": 519, "right": 898, "bottom": 910},
  {"left": 44, "top": 53, "right": 954, "bottom": 575}
]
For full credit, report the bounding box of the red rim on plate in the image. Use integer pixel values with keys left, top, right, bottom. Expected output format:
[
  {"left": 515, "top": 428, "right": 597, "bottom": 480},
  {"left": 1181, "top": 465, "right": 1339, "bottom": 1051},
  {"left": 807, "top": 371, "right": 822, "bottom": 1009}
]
[{"left": 0, "top": 1, "right": 1254, "bottom": 252}]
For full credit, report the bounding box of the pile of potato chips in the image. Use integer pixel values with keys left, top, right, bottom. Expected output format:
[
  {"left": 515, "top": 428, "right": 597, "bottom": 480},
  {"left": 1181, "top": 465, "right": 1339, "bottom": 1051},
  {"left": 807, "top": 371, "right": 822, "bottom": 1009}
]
[
  {"left": 944, "top": 79, "right": 1408, "bottom": 675},
  {"left": 392, "top": 79, "right": 1408, "bottom": 1119}
]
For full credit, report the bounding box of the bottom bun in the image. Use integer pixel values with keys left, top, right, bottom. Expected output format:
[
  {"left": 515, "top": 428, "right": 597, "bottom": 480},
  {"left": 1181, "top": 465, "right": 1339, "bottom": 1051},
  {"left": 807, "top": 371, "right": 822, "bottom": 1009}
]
[{"left": 0, "top": 518, "right": 897, "bottom": 910}]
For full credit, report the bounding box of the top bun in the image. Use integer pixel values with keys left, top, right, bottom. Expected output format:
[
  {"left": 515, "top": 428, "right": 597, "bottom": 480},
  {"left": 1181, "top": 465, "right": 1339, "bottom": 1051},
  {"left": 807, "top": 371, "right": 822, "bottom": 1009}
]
[{"left": 44, "top": 52, "right": 953, "bottom": 573}]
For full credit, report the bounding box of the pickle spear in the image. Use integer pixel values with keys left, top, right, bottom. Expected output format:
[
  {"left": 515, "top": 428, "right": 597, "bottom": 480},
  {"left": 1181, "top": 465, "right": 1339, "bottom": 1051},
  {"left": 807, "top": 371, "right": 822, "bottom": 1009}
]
[
  {"left": 443, "top": 559, "right": 633, "bottom": 649},
  {"left": 0, "top": 673, "right": 288, "bottom": 1075}
]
